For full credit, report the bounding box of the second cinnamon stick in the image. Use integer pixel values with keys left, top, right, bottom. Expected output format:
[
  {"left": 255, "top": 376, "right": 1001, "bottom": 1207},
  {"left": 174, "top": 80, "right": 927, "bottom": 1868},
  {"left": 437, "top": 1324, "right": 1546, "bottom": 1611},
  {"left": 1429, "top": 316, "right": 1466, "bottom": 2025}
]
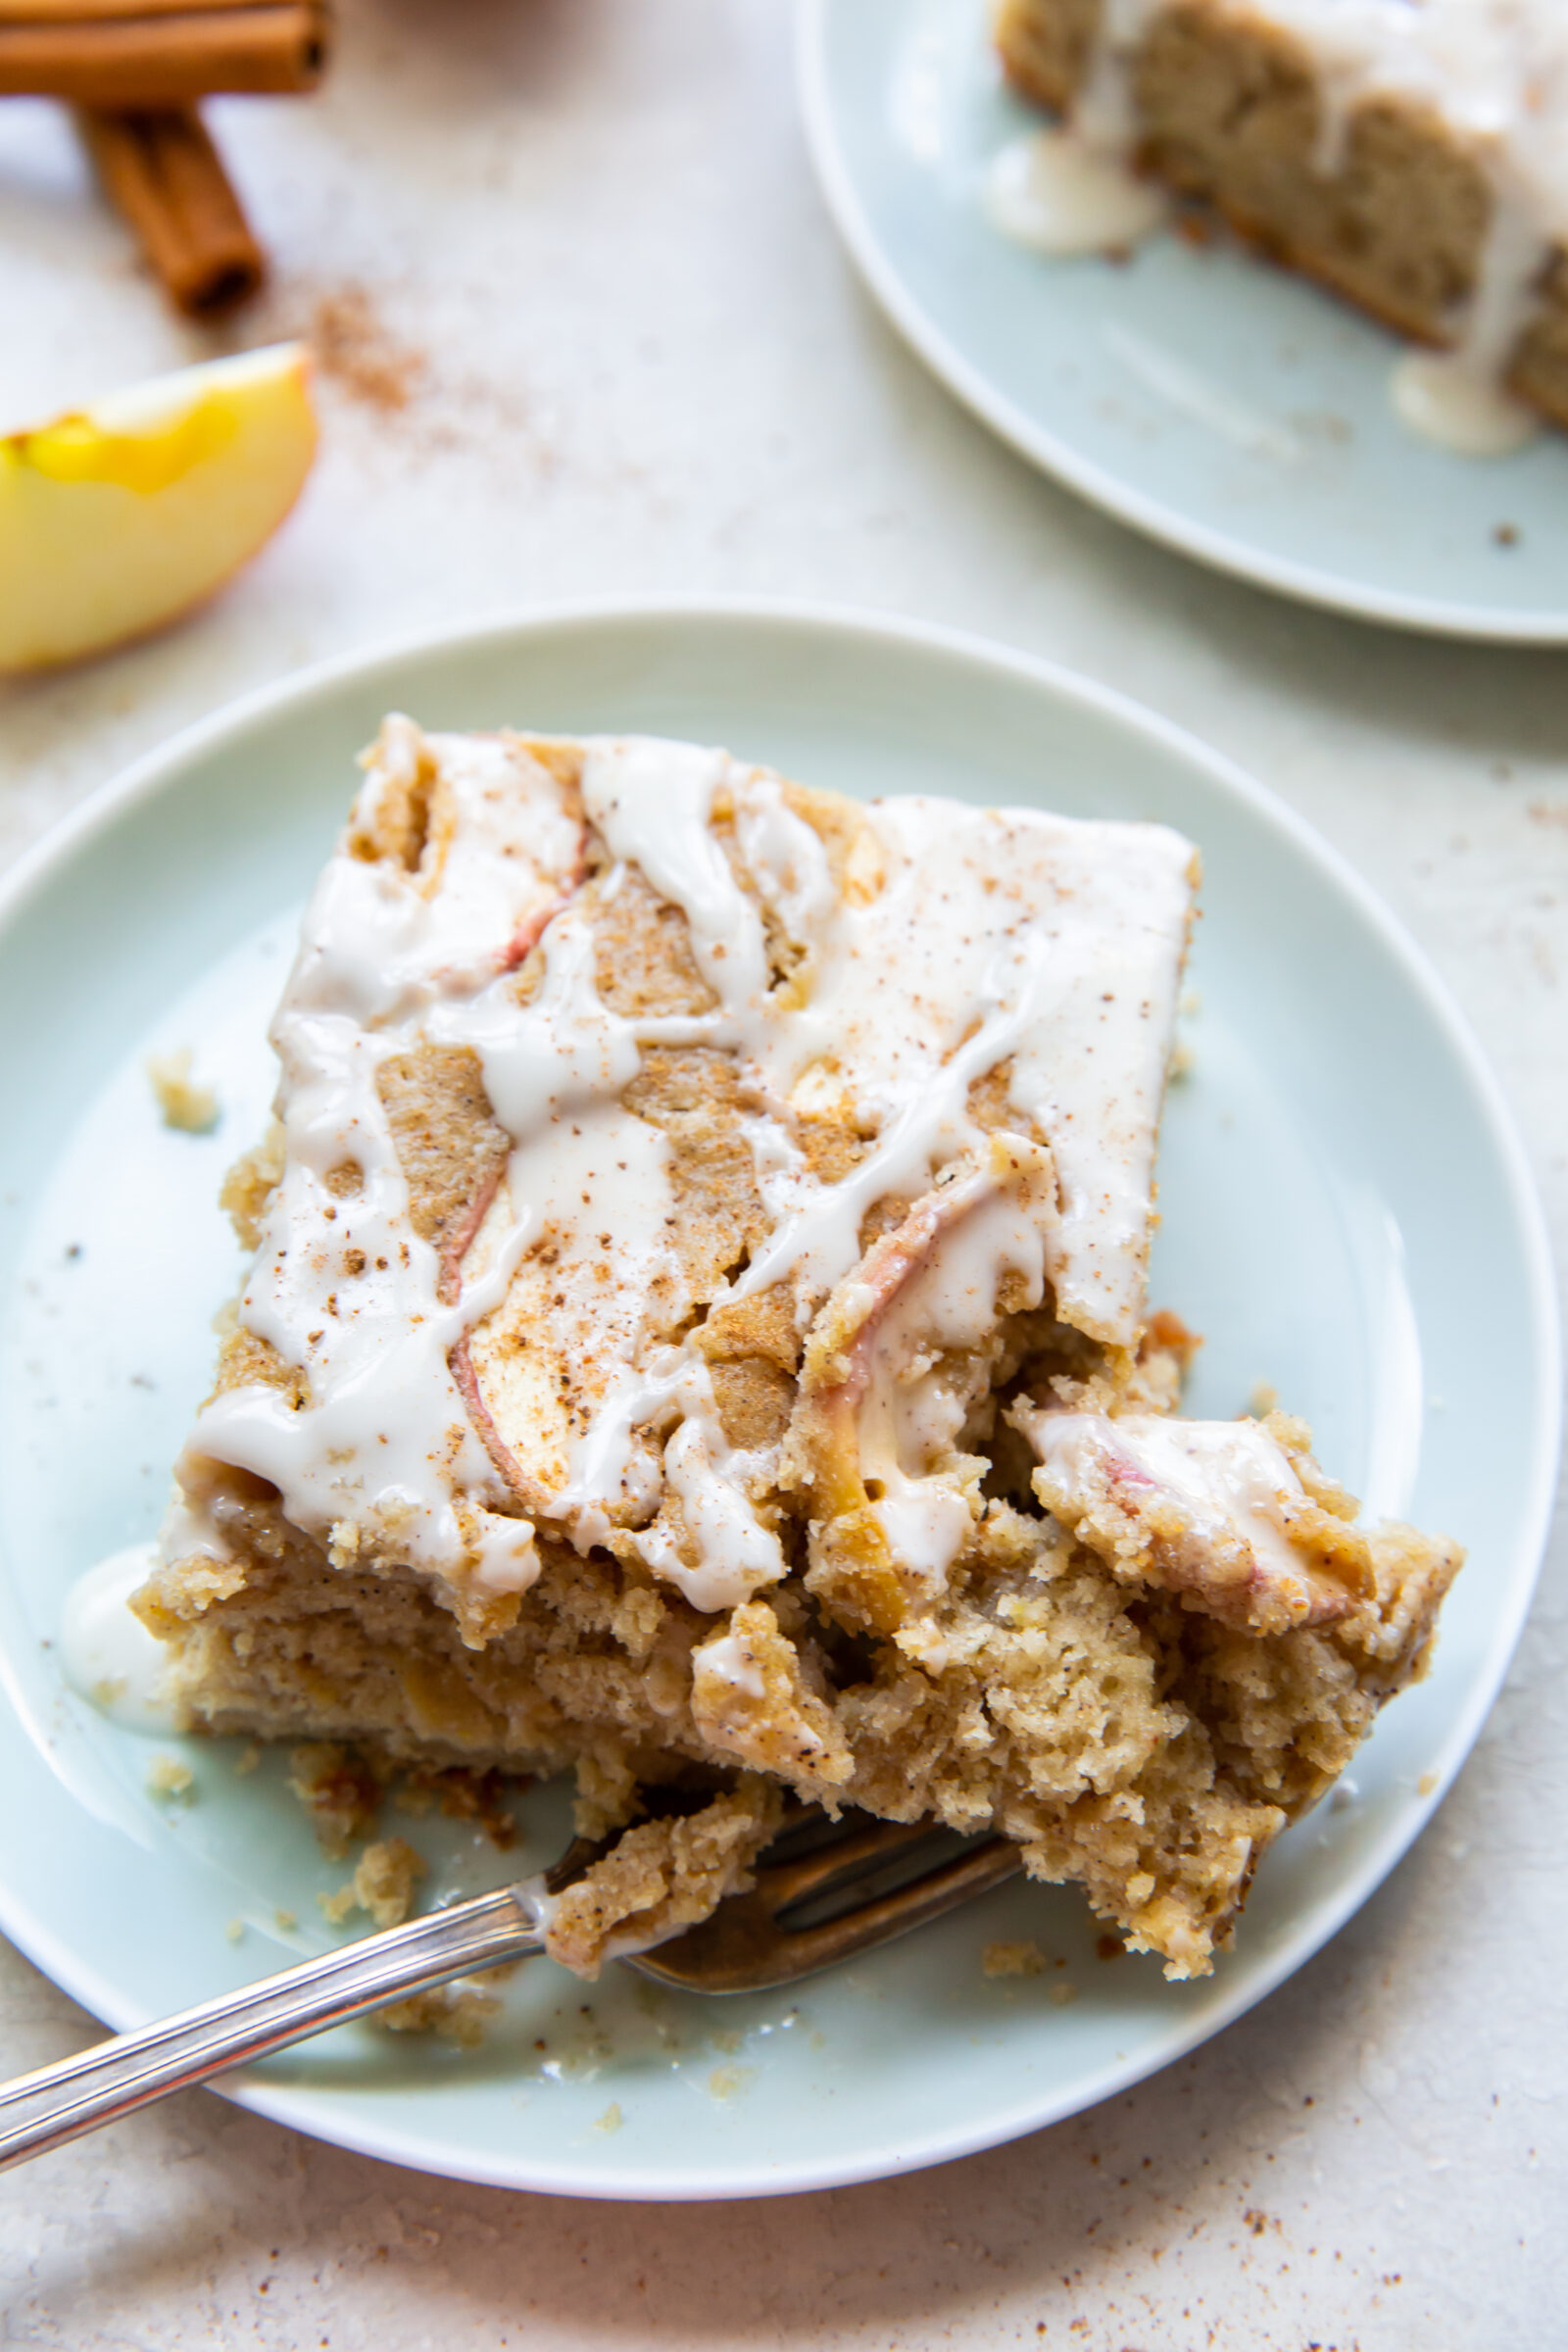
[{"left": 80, "top": 106, "right": 265, "bottom": 315}]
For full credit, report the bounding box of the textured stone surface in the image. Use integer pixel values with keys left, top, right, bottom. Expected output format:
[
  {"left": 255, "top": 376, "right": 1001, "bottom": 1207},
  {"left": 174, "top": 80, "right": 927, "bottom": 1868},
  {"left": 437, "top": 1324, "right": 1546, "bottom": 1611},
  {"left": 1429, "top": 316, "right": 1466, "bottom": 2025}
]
[{"left": 0, "top": 2, "right": 1563, "bottom": 2342}]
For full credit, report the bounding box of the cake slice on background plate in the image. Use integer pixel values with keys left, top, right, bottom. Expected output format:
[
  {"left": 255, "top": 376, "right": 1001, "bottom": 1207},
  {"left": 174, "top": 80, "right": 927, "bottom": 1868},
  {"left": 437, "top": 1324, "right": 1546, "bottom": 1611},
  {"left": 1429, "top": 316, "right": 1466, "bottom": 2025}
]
[
  {"left": 134, "top": 718, "right": 1460, "bottom": 1980},
  {"left": 994, "top": 0, "right": 1568, "bottom": 453}
]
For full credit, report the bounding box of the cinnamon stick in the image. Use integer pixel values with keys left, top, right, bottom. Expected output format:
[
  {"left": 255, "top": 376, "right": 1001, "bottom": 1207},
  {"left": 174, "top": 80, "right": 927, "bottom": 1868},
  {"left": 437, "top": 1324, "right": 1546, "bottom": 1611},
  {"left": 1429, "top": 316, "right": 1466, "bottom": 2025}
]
[
  {"left": 0, "top": 0, "right": 282, "bottom": 20},
  {"left": 79, "top": 106, "right": 264, "bottom": 315},
  {"left": 0, "top": 5, "right": 328, "bottom": 102}
]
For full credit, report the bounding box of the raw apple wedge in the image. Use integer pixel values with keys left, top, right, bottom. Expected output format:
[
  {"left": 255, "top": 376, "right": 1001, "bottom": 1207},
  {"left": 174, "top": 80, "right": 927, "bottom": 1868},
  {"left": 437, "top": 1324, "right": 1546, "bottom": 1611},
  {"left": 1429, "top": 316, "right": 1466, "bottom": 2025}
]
[{"left": 0, "top": 343, "right": 317, "bottom": 673}]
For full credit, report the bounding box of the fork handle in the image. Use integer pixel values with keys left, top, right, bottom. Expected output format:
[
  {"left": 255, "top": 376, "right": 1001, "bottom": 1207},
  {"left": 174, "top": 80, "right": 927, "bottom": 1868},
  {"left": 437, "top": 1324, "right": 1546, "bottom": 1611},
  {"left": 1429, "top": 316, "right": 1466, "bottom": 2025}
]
[{"left": 0, "top": 1884, "right": 546, "bottom": 2171}]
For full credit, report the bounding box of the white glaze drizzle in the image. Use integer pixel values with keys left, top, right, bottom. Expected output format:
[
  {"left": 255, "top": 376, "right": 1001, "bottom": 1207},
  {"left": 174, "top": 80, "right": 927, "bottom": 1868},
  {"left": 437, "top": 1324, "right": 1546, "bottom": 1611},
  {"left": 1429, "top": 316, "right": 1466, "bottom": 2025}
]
[
  {"left": 176, "top": 724, "right": 584, "bottom": 1598},
  {"left": 623, "top": 1359, "right": 790, "bottom": 1611},
  {"left": 689, "top": 1628, "right": 767, "bottom": 1702},
  {"left": 1039, "top": 0, "right": 1568, "bottom": 445},
  {"left": 582, "top": 737, "right": 770, "bottom": 1005},
  {"left": 846, "top": 1153, "right": 1056, "bottom": 1588},
  {"left": 730, "top": 795, "right": 1192, "bottom": 1345},
  {"left": 167, "top": 725, "right": 1194, "bottom": 1620}
]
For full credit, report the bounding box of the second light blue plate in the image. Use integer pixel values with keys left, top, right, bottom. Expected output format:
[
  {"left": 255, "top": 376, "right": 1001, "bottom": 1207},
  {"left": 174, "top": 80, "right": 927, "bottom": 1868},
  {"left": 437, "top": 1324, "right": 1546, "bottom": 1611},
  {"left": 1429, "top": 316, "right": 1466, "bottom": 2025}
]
[{"left": 801, "top": 0, "right": 1568, "bottom": 638}]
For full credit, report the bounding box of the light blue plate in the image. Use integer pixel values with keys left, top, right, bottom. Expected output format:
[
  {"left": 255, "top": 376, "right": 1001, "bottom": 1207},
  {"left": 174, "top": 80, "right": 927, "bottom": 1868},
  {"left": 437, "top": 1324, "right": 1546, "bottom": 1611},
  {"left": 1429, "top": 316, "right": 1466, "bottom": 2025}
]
[
  {"left": 801, "top": 0, "right": 1568, "bottom": 638},
  {"left": 0, "top": 604, "right": 1556, "bottom": 2197}
]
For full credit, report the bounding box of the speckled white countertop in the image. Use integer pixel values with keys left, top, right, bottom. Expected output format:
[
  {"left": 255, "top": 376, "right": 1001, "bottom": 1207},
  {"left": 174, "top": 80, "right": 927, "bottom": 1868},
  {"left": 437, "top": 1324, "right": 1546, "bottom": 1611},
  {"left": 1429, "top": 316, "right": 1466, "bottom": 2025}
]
[{"left": 1, "top": 3, "right": 1564, "bottom": 2343}]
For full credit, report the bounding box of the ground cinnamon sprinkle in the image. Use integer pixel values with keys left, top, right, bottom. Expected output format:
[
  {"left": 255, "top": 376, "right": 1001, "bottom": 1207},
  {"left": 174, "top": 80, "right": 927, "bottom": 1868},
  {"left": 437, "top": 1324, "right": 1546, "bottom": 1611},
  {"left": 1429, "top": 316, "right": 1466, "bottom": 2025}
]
[{"left": 308, "top": 283, "right": 426, "bottom": 412}]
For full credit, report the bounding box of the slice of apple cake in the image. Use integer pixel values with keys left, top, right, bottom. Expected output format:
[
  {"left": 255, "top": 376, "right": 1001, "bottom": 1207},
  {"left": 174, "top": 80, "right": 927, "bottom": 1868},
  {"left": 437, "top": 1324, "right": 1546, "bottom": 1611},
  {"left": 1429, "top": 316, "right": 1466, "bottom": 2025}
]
[
  {"left": 994, "top": 0, "right": 1568, "bottom": 442},
  {"left": 134, "top": 718, "right": 1459, "bottom": 1979}
]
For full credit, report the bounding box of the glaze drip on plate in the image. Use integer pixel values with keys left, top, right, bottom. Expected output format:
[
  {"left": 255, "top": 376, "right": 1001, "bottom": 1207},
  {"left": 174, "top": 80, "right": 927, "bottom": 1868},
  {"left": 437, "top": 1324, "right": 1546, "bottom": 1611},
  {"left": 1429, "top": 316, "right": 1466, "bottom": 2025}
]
[
  {"left": 984, "top": 126, "right": 1168, "bottom": 256},
  {"left": 58, "top": 1543, "right": 181, "bottom": 1733}
]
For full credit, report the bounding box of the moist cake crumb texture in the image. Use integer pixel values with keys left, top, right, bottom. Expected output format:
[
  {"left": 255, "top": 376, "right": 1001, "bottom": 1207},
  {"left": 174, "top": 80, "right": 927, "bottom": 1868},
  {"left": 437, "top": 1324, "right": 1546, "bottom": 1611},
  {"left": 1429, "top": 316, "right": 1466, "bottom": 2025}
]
[{"left": 134, "top": 720, "right": 1460, "bottom": 1981}]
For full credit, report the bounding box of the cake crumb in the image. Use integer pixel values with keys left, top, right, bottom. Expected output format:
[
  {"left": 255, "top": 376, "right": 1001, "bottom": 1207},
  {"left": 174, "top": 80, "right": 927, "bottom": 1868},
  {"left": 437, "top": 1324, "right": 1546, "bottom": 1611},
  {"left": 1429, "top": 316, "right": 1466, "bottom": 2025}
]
[
  {"left": 1049, "top": 1980, "right": 1078, "bottom": 2007},
  {"left": 146, "top": 1049, "right": 219, "bottom": 1135},
  {"left": 984, "top": 1938, "right": 1048, "bottom": 1979},
  {"left": 288, "top": 1741, "right": 384, "bottom": 1856},
  {"left": 233, "top": 1742, "right": 262, "bottom": 1777},
  {"left": 146, "top": 1753, "right": 194, "bottom": 1799},
  {"left": 1417, "top": 1771, "right": 1439, "bottom": 1796},
  {"left": 379, "top": 1984, "right": 499, "bottom": 2046},
  {"left": 594, "top": 2102, "right": 624, "bottom": 2133},
  {"left": 1248, "top": 1381, "right": 1280, "bottom": 1417},
  {"left": 224, "top": 1917, "right": 246, "bottom": 1943},
  {"left": 273, "top": 1908, "right": 298, "bottom": 1933},
  {"left": 1173, "top": 207, "right": 1215, "bottom": 247},
  {"left": 708, "top": 2064, "right": 752, "bottom": 2101},
  {"left": 396, "top": 1762, "right": 520, "bottom": 1847},
  {"left": 319, "top": 1836, "right": 426, "bottom": 1930}
]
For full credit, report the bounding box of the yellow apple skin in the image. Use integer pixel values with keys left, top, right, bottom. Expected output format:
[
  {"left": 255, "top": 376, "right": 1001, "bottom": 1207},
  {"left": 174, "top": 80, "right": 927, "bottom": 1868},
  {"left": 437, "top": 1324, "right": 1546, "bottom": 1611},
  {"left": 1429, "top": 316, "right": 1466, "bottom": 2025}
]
[{"left": 0, "top": 343, "right": 318, "bottom": 674}]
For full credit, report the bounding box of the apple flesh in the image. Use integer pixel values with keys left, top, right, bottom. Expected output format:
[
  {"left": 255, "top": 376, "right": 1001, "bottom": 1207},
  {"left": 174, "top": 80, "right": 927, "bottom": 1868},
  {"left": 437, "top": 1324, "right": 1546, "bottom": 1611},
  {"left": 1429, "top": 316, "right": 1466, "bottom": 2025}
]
[{"left": 0, "top": 342, "right": 318, "bottom": 673}]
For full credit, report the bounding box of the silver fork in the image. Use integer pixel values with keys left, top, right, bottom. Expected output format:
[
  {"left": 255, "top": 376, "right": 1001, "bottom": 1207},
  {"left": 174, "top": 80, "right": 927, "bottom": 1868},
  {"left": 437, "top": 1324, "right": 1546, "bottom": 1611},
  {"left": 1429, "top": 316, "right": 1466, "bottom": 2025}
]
[{"left": 0, "top": 1812, "right": 1020, "bottom": 2170}]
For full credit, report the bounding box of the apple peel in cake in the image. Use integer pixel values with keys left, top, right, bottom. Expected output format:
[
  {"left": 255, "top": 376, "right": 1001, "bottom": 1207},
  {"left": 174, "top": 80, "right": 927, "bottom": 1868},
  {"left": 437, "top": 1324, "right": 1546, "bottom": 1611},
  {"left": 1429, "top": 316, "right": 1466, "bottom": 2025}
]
[{"left": 134, "top": 718, "right": 1460, "bottom": 1982}]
